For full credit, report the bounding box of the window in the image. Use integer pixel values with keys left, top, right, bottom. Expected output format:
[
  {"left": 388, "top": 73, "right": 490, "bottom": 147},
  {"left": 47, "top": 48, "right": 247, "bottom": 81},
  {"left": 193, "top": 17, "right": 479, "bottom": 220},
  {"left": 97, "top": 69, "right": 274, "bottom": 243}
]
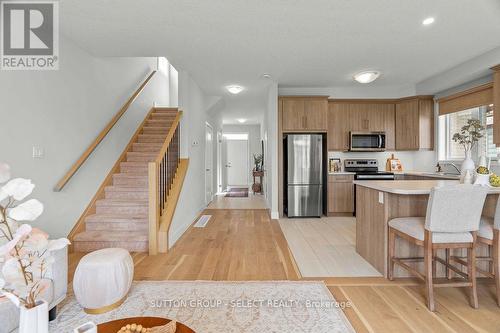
[
  {"left": 223, "top": 133, "right": 248, "bottom": 140},
  {"left": 438, "top": 104, "right": 498, "bottom": 161}
]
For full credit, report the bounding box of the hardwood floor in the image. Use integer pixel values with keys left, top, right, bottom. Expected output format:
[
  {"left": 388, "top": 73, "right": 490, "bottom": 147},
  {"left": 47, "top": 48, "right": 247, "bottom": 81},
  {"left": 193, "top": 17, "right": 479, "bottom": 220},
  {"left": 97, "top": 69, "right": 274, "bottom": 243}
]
[
  {"left": 68, "top": 209, "right": 500, "bottom": 332},
  {"left": 69, "top": 209, "right": 300, "bottom": 283},
  {"left": 329, "top": 279, "right": 500, "bottom": 332},
  {"left": 206, "top": 193, "right": 268, "bottom": 210}
]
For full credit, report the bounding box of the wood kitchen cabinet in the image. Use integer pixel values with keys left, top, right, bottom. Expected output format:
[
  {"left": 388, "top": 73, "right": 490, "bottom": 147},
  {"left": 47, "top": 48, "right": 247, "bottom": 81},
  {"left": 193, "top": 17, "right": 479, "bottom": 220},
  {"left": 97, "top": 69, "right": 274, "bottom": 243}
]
[
  {"left": 327, "top": 101, "right": 395, "bottom": 151},
  {"left": 281, "top": 96, "right": 328, "bottom": 131},
  {"left": 395, "top": 97, "right": 434, "bottom": 150},
  {"left": 328, "top": 174, "right": 354, "bottom": 215},
  {"left": 327, "top": 102, "right": 350, "bottom": 151},
  {"left": 493, "top": 65, "right": 500, "bottom": 145}
]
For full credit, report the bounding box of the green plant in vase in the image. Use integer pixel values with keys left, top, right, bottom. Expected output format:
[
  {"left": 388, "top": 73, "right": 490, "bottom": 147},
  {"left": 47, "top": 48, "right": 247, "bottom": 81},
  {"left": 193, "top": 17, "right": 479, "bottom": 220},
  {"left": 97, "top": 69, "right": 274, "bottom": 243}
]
[
  {"left": 253, "top": 153, "right": 263, "bottom": 172},
  {"left": 452, "top": 119, "right": 484, "bottom": 183}
]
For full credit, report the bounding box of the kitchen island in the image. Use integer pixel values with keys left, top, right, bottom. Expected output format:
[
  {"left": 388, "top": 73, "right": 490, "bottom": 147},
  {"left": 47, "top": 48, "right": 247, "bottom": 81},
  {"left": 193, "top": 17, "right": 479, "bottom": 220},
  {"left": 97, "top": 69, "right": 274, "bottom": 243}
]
[{"left": 354, "top": 180, "right": 500, "bottom": 277}]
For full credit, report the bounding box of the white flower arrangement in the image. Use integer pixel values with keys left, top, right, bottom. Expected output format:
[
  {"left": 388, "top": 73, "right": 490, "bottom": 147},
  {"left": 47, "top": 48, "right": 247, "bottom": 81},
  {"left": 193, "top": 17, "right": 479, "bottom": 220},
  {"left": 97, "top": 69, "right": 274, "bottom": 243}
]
[{"left": 0, "top": 162, "right": 70, "bottom": 309}]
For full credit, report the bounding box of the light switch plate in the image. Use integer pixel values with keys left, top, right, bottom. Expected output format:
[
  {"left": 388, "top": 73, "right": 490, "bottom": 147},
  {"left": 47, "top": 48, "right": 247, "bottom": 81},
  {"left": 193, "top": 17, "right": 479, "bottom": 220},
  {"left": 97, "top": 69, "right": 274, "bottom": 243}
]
[
  {"left": 378, "top": 192, "right": 384, "bottom": 204},
  {"left": 32, "top": 146, "right": 44, "bottom": 159}
]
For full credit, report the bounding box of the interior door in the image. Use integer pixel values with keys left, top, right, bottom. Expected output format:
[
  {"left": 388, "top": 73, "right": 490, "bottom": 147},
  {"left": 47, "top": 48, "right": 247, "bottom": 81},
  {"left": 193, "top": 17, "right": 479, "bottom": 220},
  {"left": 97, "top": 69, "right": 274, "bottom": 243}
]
[
  {"left": 226, "top": 139, "right": 249, "bottom": 187},
  {"left": 205, "top": 124, "right": 214, "bottom": 204}
]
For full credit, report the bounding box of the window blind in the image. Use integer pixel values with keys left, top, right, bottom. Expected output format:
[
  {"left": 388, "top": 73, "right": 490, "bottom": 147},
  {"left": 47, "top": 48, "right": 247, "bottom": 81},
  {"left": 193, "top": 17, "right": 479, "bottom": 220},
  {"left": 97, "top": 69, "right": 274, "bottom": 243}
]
[{"left": 437, "top": 82, "right": 493, "bottom": 116}]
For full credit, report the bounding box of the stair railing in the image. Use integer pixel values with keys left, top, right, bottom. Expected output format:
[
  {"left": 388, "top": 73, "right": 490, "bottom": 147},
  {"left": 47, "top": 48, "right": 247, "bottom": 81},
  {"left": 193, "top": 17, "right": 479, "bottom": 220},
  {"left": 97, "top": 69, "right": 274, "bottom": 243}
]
[
  {"left": 148, "top": 111, "right": 183, "bottom": 255},
  {"left": 54, "top": 70, "right": 157, "bottom": 192}
]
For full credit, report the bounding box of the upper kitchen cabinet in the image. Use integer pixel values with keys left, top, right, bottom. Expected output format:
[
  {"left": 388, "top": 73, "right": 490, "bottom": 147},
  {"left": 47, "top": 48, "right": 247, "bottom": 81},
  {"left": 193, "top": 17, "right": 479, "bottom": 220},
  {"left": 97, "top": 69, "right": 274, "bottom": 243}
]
[
  {"left": 327, "top": 102, "right": 350, "bottom": 151},
  {"left": 493, "top": 65, "right": 500, "bottom": 145},
  {"left": 327, "top": 101, "right": 395, "bottom": 151},
  {"left": 280, "top": 96, "right": 328, "bottom": 131},
  {"left": 395, "top": 97, "right": 434, "bottom": 151}
]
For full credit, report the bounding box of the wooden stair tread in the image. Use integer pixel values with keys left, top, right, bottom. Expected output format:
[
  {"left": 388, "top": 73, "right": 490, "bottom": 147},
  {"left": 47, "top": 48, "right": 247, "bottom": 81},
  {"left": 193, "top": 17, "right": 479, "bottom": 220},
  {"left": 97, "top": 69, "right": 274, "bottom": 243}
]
[
  {"left": 85, "top": 214, "right": 148, "bottom": 222},
  {"left": 74, "top": 230, "right": 148, "bottom": 242},
  {"left": 96, "top": 199, "right": 148, "bottom": 206},
  {"left": 105, "top": 186, "right": 148, "bottom": 192}
]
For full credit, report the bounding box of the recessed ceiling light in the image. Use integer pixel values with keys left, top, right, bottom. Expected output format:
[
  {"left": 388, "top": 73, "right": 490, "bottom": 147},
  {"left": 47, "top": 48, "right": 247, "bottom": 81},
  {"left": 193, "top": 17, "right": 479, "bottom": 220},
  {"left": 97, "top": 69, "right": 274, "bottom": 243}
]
[
  {"left": 422, "top": 17, "right": 435, "bottom": 26},
  {"left": 262, "top": 73, "right": 272, "bottom": 79},
  {"left": 353, "top": 71, "right": 381, "bottom": 84},
  {"left": 226, "top": 85, "right": 244, "bottom": 94},
  {"left": 489, "top": 104, "right": 494, "bottom": 107},
  {"left": 237, "top": 118, "right": 247, "bottom": 123}
]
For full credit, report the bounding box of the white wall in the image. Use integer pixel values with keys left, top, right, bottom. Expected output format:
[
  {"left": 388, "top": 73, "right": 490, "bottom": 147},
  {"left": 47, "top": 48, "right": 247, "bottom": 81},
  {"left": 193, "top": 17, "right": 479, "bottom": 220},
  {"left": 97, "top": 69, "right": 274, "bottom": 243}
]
[
  {"left": 329, "top": 151, "right": 419, "bottom": 172},
  {"left": 264, "top": 83, "right": 279, "bottom": 219},
  {"left": 169, "top": 70, "right": 222, "bottom": 247},
  {"left": 0, "top": 35, "right": 169, "bottom": 238},
  {"left": 222, "top": 124, "right": 262, "bottom": 187},
  {"left": 278, "top": 84, "right": 416, "bottom": 99}
]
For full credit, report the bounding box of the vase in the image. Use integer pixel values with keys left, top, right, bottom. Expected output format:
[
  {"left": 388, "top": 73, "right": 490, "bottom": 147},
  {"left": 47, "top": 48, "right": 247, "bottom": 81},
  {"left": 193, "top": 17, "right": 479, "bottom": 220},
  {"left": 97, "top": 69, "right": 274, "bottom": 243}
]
[
  {"left": 19, "top": 300, "right": 48, "bottom": 333},
  {"left": 474, "top": 173, "right": 491, "bottom": 186},
  {"left": 460, "top": 150, "right": 475, "bottom": 183}
]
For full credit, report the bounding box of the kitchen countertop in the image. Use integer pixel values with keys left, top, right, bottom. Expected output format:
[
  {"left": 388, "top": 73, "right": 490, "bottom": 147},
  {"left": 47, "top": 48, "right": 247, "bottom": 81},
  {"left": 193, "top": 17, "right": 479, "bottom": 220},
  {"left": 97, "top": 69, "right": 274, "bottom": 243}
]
[
  {"left": 328, "top": 171, "right": 355, "bottom": 175},
  {"left": 394, "top": 170, "right": 461, "bottom": 180},
  {"left": 353, "top": 180, "right": 500, "bottom": 195},
  {"left": 328, "top": 170, "right": 460, "bottom": 179}
]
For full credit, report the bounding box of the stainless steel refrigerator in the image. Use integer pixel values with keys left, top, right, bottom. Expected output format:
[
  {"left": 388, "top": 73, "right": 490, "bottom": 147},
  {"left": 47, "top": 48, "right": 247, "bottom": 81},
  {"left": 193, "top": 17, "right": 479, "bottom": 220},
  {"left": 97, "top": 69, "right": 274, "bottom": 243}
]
[{"left": 286, "top": 134, "right": 323, "bottom": 217}]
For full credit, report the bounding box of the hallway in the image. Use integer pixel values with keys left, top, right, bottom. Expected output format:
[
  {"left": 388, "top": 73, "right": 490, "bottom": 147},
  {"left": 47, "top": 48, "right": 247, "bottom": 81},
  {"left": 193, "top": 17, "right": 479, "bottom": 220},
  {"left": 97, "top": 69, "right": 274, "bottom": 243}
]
[{"left": 207, "top": 191, "right": 268, "bottom": 210}]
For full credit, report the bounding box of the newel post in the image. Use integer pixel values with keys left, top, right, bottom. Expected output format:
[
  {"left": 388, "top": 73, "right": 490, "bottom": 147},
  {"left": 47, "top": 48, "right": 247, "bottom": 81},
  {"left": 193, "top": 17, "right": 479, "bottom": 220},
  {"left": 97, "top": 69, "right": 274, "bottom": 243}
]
[{"left": 148, "top": 162, "right": 159, "bottom": 255}]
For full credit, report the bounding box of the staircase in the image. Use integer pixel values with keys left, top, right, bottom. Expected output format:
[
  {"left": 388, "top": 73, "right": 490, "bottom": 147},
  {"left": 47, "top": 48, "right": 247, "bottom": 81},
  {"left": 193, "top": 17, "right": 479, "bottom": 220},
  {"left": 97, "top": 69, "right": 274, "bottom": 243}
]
[{"left": 72, "top": 108, "right": 178, "bottom": 252}]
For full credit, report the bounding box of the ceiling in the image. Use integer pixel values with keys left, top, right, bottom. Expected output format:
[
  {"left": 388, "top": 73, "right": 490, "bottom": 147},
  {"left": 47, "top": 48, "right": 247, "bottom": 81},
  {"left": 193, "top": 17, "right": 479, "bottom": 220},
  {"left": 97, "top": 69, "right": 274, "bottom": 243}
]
[{"left": 61, "top": 0, "right": 500, "bottom": 123}]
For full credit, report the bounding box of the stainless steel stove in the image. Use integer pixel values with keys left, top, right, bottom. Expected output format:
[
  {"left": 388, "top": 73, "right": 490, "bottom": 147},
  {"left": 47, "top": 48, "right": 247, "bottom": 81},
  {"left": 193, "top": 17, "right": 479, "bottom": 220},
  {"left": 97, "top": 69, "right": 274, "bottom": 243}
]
[
  {"left": 344, "top": 159, "right": 395, "bottom": 180},
  {"left": 344, "top": 159, "right": 394, "bottom": 215}
]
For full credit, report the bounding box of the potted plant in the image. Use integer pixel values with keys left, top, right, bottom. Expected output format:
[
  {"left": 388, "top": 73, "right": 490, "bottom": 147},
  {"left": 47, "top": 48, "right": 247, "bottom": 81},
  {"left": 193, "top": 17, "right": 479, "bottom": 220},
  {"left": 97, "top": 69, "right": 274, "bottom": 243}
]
[
  {"left": 253, "top": 153, "right": 263, "bottom": 172},
  {"left": 0, "top": 162, "right": 69, "bottom": 333},
  {"left": 452, "top": 119, "right": 484, "bottom": 183}
]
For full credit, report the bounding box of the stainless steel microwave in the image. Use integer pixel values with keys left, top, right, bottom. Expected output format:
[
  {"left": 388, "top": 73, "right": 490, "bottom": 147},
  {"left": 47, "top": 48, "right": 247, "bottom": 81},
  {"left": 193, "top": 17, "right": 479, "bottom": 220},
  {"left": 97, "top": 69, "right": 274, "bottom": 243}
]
[{"left": 349, "top": 132, "right": 386, "bottom": 151}]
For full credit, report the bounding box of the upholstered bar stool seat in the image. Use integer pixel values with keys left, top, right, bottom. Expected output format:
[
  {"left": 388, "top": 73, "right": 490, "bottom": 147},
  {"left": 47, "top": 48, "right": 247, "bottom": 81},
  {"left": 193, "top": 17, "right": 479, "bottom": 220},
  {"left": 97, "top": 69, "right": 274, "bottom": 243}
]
[
  {"left": 478, "top": 216, "right": 494, "bottom": 240},
  {"left": 73, "top": 248, "right": 134, "bottom": 314},
  {"left": 389, "top": 217, "right": 473, "bottom": 243},
  {"left": 477, "top": 200, "right": 500, "bottom": 306}
]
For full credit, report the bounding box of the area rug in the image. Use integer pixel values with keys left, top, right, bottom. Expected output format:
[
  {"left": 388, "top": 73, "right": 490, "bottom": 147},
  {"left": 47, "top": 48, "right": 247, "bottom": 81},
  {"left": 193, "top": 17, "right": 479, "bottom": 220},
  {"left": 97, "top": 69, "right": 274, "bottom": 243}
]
[
  {"left": 225, "top": 187, "right": 249, "bottom": 197},
  {"left": 50, "top": 281, "right": 354, "bottom": 332}
]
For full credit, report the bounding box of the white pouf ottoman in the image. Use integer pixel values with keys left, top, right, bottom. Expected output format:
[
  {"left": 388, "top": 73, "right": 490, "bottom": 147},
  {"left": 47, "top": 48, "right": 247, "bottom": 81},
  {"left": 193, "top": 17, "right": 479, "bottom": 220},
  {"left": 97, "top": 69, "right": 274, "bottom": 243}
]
[{"left": 73, "top": 248, "right": 134, "bottom": 314}]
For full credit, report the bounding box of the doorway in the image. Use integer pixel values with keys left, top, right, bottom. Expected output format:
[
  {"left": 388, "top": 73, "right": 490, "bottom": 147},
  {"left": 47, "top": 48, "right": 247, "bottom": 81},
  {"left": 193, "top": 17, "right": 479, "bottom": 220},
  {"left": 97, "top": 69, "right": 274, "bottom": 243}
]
[
  {"left": 205, "top": 123, "right": 214, "bottom": 205},
  {"left": 224, "top": 133, "right": 249, "bottom": 188}
]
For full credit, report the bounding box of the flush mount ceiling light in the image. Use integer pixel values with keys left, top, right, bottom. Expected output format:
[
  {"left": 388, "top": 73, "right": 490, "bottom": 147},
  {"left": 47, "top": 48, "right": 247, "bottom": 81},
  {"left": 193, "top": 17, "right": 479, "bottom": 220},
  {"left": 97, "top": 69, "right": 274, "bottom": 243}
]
[
  {"left": 226, "top": 85, "right": 244, "bottom": 94},
  {"left": 422, "top": 17, "right": 435, "bottom": 25},
  {"left": 262, "top": 73, "right": 272, "bottom": 79},
  {"left": 237, "top": 118, "right": 247, "bottom": 123},
  {"left": 353, "top": 71, "right": 381, "bottom": 84}
]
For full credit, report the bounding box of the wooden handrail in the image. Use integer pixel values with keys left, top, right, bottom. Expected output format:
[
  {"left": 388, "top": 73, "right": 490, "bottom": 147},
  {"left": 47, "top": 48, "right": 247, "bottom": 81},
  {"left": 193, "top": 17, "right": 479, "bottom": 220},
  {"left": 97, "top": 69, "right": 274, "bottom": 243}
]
[
  {"left": 155, "top": 111, "right": 183, "bottom": 163},
  {"left": 54, "top": 70, "right": 157, "bottom": 192}
]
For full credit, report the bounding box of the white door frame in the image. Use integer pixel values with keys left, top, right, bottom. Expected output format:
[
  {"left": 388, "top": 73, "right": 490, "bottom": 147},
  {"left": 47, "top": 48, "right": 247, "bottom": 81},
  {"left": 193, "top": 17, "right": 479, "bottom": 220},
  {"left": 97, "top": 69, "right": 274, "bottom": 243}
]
[
  {"left": 217, "top": 131, "right": 223, "bottom": 194},
  {"left": 224, "top": 132, "right": 250, "bottom": 188},
  {"left": 205, "top": 122, "right": 214, "bottom": 205}
]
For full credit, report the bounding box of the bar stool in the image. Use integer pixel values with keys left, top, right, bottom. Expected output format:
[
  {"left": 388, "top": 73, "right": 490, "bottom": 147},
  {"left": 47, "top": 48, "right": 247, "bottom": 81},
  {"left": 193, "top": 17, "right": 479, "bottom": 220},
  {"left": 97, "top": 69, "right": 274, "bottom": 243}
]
[
  {"left": 388, "top": 184, "right": 488, "bottom": 311},
  {"left": 475, "top": 197, "right": 500, "bottom": 306}
]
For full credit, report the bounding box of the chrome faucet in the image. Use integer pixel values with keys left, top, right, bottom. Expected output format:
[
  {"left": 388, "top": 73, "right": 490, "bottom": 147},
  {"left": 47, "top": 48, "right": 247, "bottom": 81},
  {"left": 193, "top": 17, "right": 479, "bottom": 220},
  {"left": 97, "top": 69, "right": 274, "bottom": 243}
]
[{"left": 437, "top": 162, "right": 461, "bottom": 175}]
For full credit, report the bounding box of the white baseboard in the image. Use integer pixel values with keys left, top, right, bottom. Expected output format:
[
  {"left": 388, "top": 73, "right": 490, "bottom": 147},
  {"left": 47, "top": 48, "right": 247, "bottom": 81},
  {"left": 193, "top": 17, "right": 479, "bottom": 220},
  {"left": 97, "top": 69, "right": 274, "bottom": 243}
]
[
  {"left": 270, "top": 211, "right": 279, "bottom": 220},
  {"left": 169, "top": 204, "right": 205, "bottom": 248}
]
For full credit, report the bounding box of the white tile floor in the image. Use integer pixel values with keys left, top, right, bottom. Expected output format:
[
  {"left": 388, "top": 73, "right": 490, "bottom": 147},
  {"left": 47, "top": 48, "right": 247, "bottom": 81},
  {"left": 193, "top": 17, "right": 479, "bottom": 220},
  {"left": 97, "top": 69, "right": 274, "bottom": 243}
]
[{"left": 279, "top": 216, "right": 382, "bottom": 277}]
